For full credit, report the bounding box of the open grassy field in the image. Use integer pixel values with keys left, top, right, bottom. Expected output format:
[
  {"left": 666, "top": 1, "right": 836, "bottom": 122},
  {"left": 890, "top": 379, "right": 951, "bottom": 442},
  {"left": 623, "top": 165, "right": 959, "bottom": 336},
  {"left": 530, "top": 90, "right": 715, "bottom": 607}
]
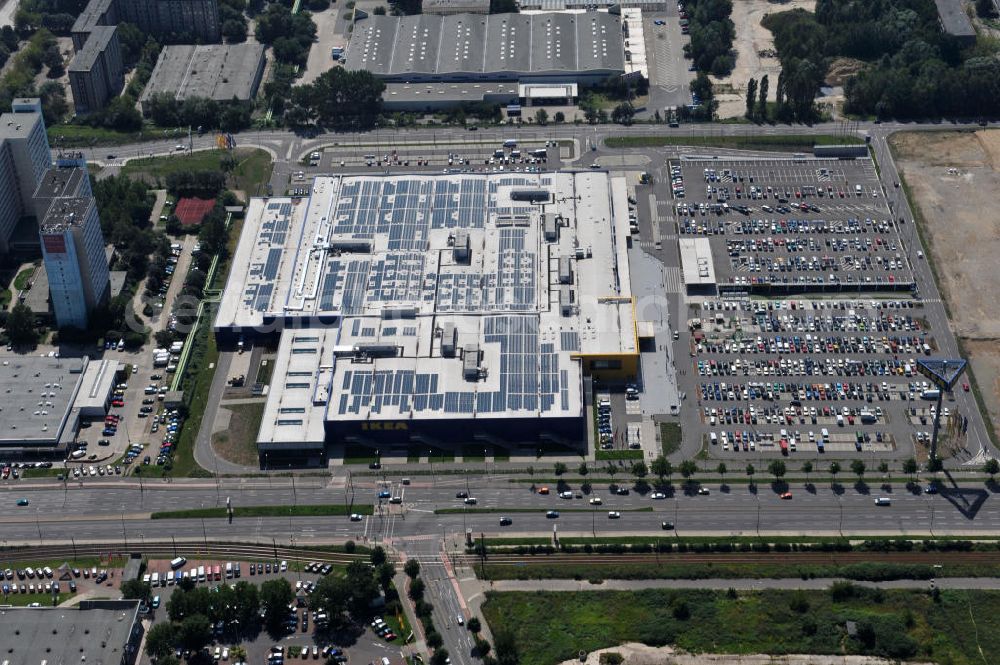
[
  {"left": 212, "top": 401, "right": 266, "bottom": 467},
  {"left": 121, "top": 148, "right": 273, "bottom": 197},
  {"left": 482, "top": 587, "right": 1000, "bottom": 665}
]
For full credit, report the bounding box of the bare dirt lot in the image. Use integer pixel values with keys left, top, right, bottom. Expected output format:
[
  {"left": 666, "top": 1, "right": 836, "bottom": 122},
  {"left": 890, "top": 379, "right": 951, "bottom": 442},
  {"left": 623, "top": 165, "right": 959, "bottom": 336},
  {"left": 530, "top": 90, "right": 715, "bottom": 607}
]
[
  {"left": 891, "top": 129, "right": 1000, "bottom": 442},
  {"left": 565, "top": 643, "right": 933, "bottom": 665},
  {"left": 711, "top": 0, "right": 816, "bottom": 118}
]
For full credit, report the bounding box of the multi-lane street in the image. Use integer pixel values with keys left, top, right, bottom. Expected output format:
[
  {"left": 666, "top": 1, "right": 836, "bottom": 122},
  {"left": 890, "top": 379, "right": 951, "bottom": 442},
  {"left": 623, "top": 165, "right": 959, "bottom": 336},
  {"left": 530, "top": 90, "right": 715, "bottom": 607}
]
[{"left": 3, "top": 475, "right": 997, "bottom": 544}]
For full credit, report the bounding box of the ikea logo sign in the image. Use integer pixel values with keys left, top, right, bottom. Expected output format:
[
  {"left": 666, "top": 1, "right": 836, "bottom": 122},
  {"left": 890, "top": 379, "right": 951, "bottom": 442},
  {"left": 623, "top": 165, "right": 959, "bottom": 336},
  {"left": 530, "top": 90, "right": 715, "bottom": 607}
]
[{"left": 361, "top": 422, "right": 409, "bottom": 431}]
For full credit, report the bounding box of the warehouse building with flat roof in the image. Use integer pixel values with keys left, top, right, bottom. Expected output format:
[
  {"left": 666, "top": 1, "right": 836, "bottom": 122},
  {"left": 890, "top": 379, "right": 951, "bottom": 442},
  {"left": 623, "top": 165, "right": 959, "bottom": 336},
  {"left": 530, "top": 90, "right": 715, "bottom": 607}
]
[
  {"left": 215, "top": 172, "right": 637, "bottom": 465},
  {"left": 0, "top": 601, "right": 143, "bottom": 665},
  {"left": 139, "top": 43, "right": 266, "bottom": 114},
  {"left": 346, "top": 11, "right": 625, "bottom": 84}
]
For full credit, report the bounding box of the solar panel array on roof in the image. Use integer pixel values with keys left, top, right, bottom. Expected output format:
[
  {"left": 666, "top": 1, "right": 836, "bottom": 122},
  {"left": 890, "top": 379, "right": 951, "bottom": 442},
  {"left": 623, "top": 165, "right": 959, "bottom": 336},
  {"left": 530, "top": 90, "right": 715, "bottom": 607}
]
[{"left": 335, "top": 314, "right": 563, "bottom": 417}]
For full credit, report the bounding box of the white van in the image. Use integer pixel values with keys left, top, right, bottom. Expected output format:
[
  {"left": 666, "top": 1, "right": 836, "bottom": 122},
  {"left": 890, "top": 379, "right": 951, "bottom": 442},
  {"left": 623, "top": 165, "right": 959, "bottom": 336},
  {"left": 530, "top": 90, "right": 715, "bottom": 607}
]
[
  {"left": 170, "top": 557, "right": 187, "bottom": 570},
  {"left": 821, "top": 428, "right": 829, "bottom": 441},
  {"left": 151, "top": 572, "right": 160, "bottom": 586}
]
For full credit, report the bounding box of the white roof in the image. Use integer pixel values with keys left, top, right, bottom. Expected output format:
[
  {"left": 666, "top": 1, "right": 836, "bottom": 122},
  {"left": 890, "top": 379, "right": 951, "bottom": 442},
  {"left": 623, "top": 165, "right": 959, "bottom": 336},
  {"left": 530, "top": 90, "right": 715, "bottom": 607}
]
[
  {"left": 221, "top": 173, "right": 636, "bottom": 445},
  {"left": 679, "top": 237, "right": 717, "bottom": 285}
]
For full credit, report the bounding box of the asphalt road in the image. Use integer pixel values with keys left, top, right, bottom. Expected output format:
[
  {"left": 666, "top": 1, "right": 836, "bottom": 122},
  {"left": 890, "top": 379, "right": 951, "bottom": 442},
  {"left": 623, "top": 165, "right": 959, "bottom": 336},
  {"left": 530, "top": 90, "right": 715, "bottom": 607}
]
[{"left": 4, "top": 476, "right": 999, "bottom": 543}]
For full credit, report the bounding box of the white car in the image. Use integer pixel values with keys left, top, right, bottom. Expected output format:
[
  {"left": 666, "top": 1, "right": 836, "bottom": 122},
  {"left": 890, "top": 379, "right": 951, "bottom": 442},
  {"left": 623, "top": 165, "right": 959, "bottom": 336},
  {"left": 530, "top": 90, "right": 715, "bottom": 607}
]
[
  {"left": 175, "top": 144, "right": 186, "bottom": 151},
  {"left": 349, "top": 513, "right": 363, "bottom": 521},
  {"left": 697, "top": 488, "right": 711, "bottom": 495},
  {"left": 214, "top": 647, "right": 221, "bottom": 661},
  {"left": 650, "top": 492, "right": 666, "bottom": 499},
  {"left": 588, "top": 497, "right": 602, "bottom": 505},
  {"left": 222, "top": 648, "right": 229, "bottom": 661},
  {"left": 607, "top": 511, "right": 621, "bottom": 519}
]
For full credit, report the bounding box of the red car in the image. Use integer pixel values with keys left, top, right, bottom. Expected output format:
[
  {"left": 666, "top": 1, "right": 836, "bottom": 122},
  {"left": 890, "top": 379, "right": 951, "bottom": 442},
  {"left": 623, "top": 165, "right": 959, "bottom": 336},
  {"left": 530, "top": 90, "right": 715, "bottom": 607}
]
[
  {"left": 963, "top": 382, "right": 970, "bottom": 392},
  {"left": 780, "top": 492, "right": 793, "bottom": 500},
  {"left": 111, "top": 399, "right": 124, "bottom": 407}
]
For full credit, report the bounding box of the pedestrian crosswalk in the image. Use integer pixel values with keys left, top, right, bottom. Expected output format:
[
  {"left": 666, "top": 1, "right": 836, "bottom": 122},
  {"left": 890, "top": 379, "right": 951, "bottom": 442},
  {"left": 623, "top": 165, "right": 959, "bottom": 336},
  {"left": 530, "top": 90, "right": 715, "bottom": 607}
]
[{"left": 664, "top": 266, "right": 682, "bottom": 292}]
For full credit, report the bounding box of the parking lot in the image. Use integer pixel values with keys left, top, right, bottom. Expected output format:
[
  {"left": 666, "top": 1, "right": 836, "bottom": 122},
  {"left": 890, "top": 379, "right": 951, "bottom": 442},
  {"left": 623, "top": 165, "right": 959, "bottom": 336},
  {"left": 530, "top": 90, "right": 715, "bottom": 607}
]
[
  {"left": 685, "top": 296, "right": 974, "bottom": 461},
  {"left": 140, "top": 557, "right": 406, "bottom": 665},
  {"left": 673, "top": 158, "right": 915, "bottom": 294}
]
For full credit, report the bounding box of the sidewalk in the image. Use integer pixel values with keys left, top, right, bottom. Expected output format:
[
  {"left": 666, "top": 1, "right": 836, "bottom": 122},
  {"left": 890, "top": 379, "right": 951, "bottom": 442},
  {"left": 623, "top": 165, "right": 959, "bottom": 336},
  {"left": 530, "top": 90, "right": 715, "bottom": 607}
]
[{"left": 476, "top": 576, "right": 1000, "bottom": 592}]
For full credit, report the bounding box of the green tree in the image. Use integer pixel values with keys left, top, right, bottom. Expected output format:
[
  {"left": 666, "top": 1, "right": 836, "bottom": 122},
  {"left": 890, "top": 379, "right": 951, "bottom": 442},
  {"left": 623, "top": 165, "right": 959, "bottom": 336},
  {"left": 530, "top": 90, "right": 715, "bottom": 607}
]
[
  {"left": 370, "top": 546, "right": 387, "bottom": 567},
  {"left": 553, "top": 462, "right": 567, "bottom": 475},
  {"left": 260, "top": 578, "right": 294, "bottom": 635},
  {"left": 534, "top": 108, "right": 548, "bottom": 125},
  {"left": 631, "top": 461, "right": 648, "bottom": 478},
  {"left": 408, "top": 578, "right": 425, "bottom": 602},
  {"left": 976, "top": 0, "right": 997, "bottom": 17},
  {"left": 430, "top": 650, "right": 450, "bottom": 665},
  {"left": 850, "top": 459, "right": 866, "bottom": 481},
  {"left": 802, "top": 461, "right": 813, "bottom": 483},
  {"left": 222, "top": 18, "right": 248, "bottom": 42},
  {"left": 829, "top": 461, "right": 841, "bottom": 484},
  {"left": 678, "top": 460, "right": 697, "bottom": 482},
  {"left": 467, "top": 616, "right": 481, "bottom": 633},
  {"left": 177, "top": 614, "right": 212, "bottom": 651},
  {"left": 716, "top": 462, "right": 727, "bottom": 482},
  {"left": 373, "top": 5, "right": 387, "bottom": 14},
  {"left": 7, "top": 303, "right": 37, "bottom": 345},
  {"left": 404, "top": 558, "right": 420, "bottom": 579},
  {"left": 902, "top": 457, "right": 918, "bottom": 479},
  {"left": 576, "top": 461, "right": 588, "bottom": 476},
  {"left": 376, "top": 562, "right": 395, "bottom": 593},
  {"left": 310, "top": 575, "right": 351, "bottom": 627},
  {"left": 745, "top": 463, "right": 756, "bottom": 485},
  {"left": 878, "top": 461, "right": 890, "bottom": 477},
  {"left": 554, "top": 111, "right": 565, "bottom": 122},
  {"left": 120, "top": 579, "right": 152, "bottom": 602},
  {"left": 757, "top": 74, "right": 769, "bottom": 119},
  {"left": 745, "top": 77, "right": 758, "bottom": 118},
  {"left": 984, "top": 458, "right": 999, "bottom": 480},
  {"left": 611, "top": 101, "right": 635, "bottom": 125},
  {"left": 145, "top": 622, "right": 177, "bottom": 659},
  {"left": 767, "top": 460, "right": 786, "bottom": 481},
  {"left": 345, "top": 560, "right": 380, "bottom": 615},
  {"left": 651, "top": 455, "right": 671, "bottom": 481},
  {"left": 426, "top": 632, "right": 443, "bottom": 649}
]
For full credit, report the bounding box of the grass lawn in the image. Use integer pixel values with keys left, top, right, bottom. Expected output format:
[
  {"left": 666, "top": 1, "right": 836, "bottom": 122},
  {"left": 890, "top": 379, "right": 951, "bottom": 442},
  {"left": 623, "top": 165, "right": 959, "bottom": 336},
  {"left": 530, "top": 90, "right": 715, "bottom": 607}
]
[
  {"left": 478, "top": 560, "right": 991, "bottom": 582},
  {"left": 595, "top": 450, "right": 643, "bottom": 461},
  {"left": 659, "top": 422, "right": 681, "bottom": 456},
  {"left": 209, "top": 216, "right": 244, "bottom": 292},
  {"left": 121, "top": 148, "right": 273, "bottom": 197},
  {"left": 13, "top": 267, "right": 35, "bottom": 290},
  {"left": 482, "top": 587, "right": 1000, "bottom": 665},
  {"left": 151, "top": 504, "right": 374, "bottom": 520},
  {"left": 2, "top": 592, "right": 74, "bottom": 607},
  {"left": 212, "top": 401, "right": 266, "bottom": 467},
  {"left": 48, "top": 123, "right": 186, "bottom": 147},
  {"left": 605, "top": 134, "right": 865, "bottom": 150}
]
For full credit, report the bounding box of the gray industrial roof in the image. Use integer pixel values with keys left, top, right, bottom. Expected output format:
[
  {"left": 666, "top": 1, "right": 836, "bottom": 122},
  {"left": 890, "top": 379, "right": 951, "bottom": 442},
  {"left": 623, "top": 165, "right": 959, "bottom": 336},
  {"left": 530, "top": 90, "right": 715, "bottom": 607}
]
[
  {"left": 0, "top": 355, "right": 85, "bottom": 445},
  {"left": 0, "top": 603, "right": 140, "bottom": 665},
  {"left": 141, "top": 43, "right": 265, "bottom": 104},
  {"left": 933, "top": 0, "right": 975, "bottom": 37},
  {"left": 346, "top": 11, "right": 625, "bottom": 79},
  {"left": 34, "top": 167, "right": 89, "bottom": 201},
  {"left": 68, "top": 25, "right": 116, "bottom": 72},
  {"left": 41, "top": 197, "right": 93, "bottom": 233}
]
